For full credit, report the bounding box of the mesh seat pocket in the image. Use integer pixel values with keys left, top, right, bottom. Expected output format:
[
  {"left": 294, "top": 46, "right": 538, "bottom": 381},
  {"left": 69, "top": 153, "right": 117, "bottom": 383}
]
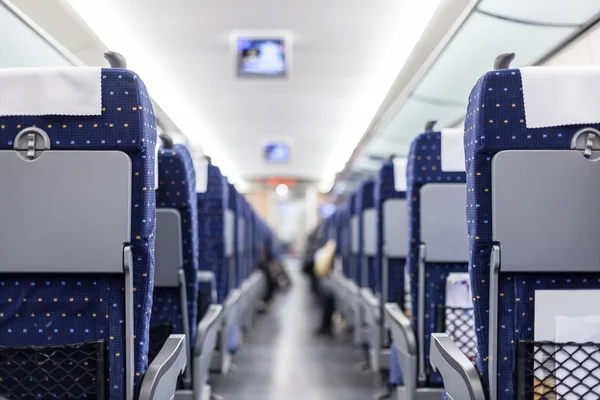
[{"left": 0, "top": 340, "right": 106, "bottom": 400}]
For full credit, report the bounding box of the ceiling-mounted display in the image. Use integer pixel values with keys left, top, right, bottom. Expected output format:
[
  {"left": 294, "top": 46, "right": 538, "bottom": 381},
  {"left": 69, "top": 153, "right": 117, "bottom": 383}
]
[
  {"left": 264, "top": 142, "right": 290, "bottom": 163},
  {"left": 237, "top": 37, "right": 287, "bottom": 77}
]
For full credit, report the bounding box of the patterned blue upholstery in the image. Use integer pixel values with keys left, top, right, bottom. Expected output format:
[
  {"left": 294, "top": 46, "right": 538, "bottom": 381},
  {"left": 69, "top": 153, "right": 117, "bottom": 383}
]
[
  {"left": 197, "top": 164, "right": 229, "bottom": 305},
  {"left": 464, "top": 68, "right": 600, "bottom": 399},
  {"left": 338, "top": 208, "right": 351, "bottom": 277},
  {"left": 375, "top": 161, "right": 407, "bottom": 308},
  {"left": 228, "top": 183, "right": 240, "bottom": 289},
  {"left": 406, "top": 132, "right": 467, "bottom": 385},
  {"left": 235, "top": 192, "right": 246, "bottom": 285},
  {"left": 347, "top": 193, "right": 358, "bottom": 282},
  {"left": 375, "top": 161, "right": 407, "bottom": 386},
  {"left": 356, "top": 180, "right": 378, "bottom": 293},
  {"left": 244, "top": 202, "right": 252, "bottom": 280},
  {"left": 153, "top": 144, "right": 199, "bottom": 344},
  {"left": 0, "top": 68, "right": 157, "bottom": 399}
]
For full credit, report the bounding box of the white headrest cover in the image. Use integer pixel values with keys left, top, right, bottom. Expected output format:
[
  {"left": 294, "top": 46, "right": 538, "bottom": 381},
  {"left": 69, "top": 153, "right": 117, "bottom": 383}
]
[
  {"left": 521, "top": 66, "right": 600, "bottom": 128},
  {"left": 0, "top": 67, "right": 102, "bottom": 117},
  {"left": 195, "top": 159, "right": 209, "bottom": 193},
  {"left": 441, "top": 128, "right": 465, "bottom": 172},
  {"left": 392, "top": 157, "right": 407, "bottom": 192}
]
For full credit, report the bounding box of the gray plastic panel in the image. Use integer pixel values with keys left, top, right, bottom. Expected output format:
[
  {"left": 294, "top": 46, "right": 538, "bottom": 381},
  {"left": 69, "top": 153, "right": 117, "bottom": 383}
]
[
  {"left": 383, "top": 199, "right": 408, "bottom": 258},
  {"left": 237, "top": 217, "right": 245, "bottom": 252},
  {"left": 493, "top": 150, "right": 600, "bottom": 273},
  {"left": 139, "top": 334, "right": 187, "bottom": 400},
  {"left": 430, "top": 333, "right": 485, "bottom": 400},
  {"left": 351, "top": 215, "right": 359, "bottom": 254},
  {"left": 155, "top": 209, "right": 183, "bottom": 288},
  {"left": 0, "top": 150, "right": 130, "bottom": 274},
  {"left": 225, "top": 209, "right": 235, "bottom": 256},
  {"left": 420, "top": 183, "right": 468, "bottom": 263},
  {"left": 362, "top": 208, "right": 377, "bottom": 256}
]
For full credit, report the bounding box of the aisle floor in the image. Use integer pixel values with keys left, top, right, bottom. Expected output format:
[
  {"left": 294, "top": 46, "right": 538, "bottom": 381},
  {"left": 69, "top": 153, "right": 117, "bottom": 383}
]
[{"left": 211, "top": 258, "right": 378, "bottom": 399}]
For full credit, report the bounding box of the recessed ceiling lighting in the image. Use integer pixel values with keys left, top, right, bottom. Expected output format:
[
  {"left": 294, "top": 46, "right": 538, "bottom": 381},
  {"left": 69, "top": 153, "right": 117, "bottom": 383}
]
[{"left": 275, "top": 183, "right": 289, "bottom": 197}]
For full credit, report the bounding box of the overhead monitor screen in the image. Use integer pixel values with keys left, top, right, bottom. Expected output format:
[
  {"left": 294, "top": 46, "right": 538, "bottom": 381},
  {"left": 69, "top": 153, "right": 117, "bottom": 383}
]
[
  {"left": 237, "top": 38, "right": 286, "bottom": 77},
  {"left": 264, "top": 143, "right": 289, "bottom": 163}
]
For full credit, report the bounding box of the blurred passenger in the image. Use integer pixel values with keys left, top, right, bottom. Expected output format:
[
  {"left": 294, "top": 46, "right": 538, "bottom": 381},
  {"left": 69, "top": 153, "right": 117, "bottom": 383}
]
[
  {"left": 313, "top": 239, "right": 336, "bottom": 337},
  {"left": 258, "top": 246, "right": 290, "bottom": 312},
  {"left": 302, "top": 228, "right": 321, "bottom": 294}
]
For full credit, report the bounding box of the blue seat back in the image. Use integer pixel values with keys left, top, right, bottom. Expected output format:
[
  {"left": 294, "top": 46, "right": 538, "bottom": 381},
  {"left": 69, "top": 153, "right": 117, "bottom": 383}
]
[
  {"left": 375, "top": 160, "right": 407, "bottom": 308},
  {"left": 153, "top": 144, "right": 199, "bottom": 342},
  {"left": 228, "top": 183, "right": 240, "bottom": 289},
  {"left": 407, "top": 131, "right": 467, "bottom": 385},
  {"left": 0, "top": 67, "right": 157, "bottom": 398},
  {"left": 465, "top": 67, "right": 600, "bottom": 399},
  {"left": 244, "top": 202, "right": 253, "bottom": 279},
  {"left": 355, "top": 179, "right": 377, "bottom": 292},
  {"left": 197, "top": 164, "right": 230, "bottom": 305}
]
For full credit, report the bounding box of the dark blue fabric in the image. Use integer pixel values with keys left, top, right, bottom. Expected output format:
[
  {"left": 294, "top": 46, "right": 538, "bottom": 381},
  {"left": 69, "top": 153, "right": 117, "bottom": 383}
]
[
  {"left": 235, "top": 192, "right": 246, "bottom": 285},
  {"left": 0, "top": 68, "right": 157, "bottom": 399},
  {"left": 333, "top": 211, "right": 342, "bottom": 270},
  {"left": 228, "top": 183, "right": 240, "bottom": 289},
  {"left": 389, "top": 344, "right": 404, "bottom": 386},
  {"left": 244, "top": 202, "right": 252, "bottom": 280},
  {"left": 154, "top": 144, "right": 199, "bottom": 344},
  {"left": 347, "top": 193, "right": 358, "bottom": 283},
  {"left": 354, "top": 180, "right": 376, "bottom": 289},
  {"left": 375, "top": 161, "right": 407, "bottom": 308},
  {"left": 464, "top": 68, "right": 600, "bottom": 399},
  {"left": 375, "top": 162, "right": 408, "bottom": 386},
  {"left": 406, "top": 131, "right": 467, "bottom": 385},
  {"left": 197, "top": 164, "right": 229, "bottom": 305}
]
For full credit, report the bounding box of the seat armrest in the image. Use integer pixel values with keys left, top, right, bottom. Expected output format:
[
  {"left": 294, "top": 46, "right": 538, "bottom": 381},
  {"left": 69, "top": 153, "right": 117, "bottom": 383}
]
[
  {"left": 193, "top": 305, "right": 223, "bottom": 391},
  {"left": 223, "top": 289, "right": 242, "bottom": 327},
  {"left": 194, "top": 305, "right": 224, "bottom": 356},
  {"left": 360, "top": 288, "right": 381, "bottom": 323},
  {"left": 384, "top": 302, "right": 418, "bottom": 396},
  {"left": 139, "top": 334, "right": 187, "bottom": 400},
  {"left": 197, "top": 270, "right": 217, "bottom": 304},
  {"left": 430, "top": 333, "right": 485, "bottom": 400}
]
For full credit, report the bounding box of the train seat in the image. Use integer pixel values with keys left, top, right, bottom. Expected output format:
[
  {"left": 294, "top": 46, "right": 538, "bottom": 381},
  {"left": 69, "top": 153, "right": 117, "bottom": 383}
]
[
  {"left": 385, "top": 127, "right": 468, "bottom": 400},
  {"left": 375, "top": 158, "right": 409, "bottom": 385},
  {"left": 431, "top": 61, "right": 600, "bottom": 400},
  {"left": 197, "top": 164, "right": 240, "bottom": 375},
  {"left": 154, "top": 139, "right": 224, "bottom": 399},
  {"left": 0, "top": 61, "right": 185, "bottom": 399}
]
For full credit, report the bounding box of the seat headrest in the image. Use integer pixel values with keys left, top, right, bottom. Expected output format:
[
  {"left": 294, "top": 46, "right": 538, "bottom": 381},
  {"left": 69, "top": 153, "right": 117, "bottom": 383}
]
[
  {"left": 355, "top": 179, "right": 375, "bottom": 212},
  {"left": 392, "top": 157, "right": 408, "bottom": 191},
  {"left": 440, "top": 128, "right": 465, "bottom": 172},
  {"left": 520, "top": 66, "right": 600, "bottom": 128},
  {"left": 347, "top": 192, "right": 357, "bottom": 215},
  {"left": 0, "top": 67, "right": 102, "bottom": 117}
]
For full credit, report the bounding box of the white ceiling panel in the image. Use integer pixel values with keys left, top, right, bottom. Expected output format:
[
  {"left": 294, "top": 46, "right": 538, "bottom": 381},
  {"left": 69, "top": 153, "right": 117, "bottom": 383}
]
[
  {"left": 379, "top": 98, "right": 464, "bottom": 144},
  {"left": 478, "top": 0, "right": 600, "bottom": 25},
  {"left": 413, "top": 13, "right": 576, "bottom": 104},
  {"left": 62, "top": 0, "right": 441, "bottom": 183}
]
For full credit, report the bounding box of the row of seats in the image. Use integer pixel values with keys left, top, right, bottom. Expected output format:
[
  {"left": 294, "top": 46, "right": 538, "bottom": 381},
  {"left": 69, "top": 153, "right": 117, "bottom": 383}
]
[
  {"left": 0, "top": 53, "right": 280, "bottom": 400},
  {"left": 322, "top": 55, "right": 600, "bottom": 400}
]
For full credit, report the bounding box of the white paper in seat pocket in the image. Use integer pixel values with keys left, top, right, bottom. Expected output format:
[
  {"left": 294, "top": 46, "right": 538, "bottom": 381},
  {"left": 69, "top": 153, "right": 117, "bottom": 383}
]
[
  {"left": 554, "top": 316, "right": 600, "bottom": 399},
  {"left": 445, "top": 273, "right": 472, "bottom": 308}
]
